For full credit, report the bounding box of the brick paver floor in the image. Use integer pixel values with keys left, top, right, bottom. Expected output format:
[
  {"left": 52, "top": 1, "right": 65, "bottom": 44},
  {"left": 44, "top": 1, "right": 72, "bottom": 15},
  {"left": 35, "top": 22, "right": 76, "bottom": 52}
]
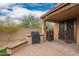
[{"left": 12, "top": 40, "right": 79, "bottom": 56}]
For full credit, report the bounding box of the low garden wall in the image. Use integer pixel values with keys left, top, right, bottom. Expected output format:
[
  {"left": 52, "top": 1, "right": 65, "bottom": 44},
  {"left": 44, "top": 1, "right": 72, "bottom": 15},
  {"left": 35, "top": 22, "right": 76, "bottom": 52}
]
[{"left": 0, "top": 28, "right": 41, "bottom": 49}]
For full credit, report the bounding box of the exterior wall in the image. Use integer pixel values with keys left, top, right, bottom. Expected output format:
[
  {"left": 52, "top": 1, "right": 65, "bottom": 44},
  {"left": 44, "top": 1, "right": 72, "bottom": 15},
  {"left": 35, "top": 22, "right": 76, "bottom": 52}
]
[
  {"left": 74, "top": 19, "right": 77, "bottom": 43},
  {"left": 0, "top": 31, "right": 9, "bottom": 48},
  {"left": 41, "top": 20, "right": 46, "bottom": 42},
  {"left": 9, "top": 28, "right": 40, "bottom": 42},
  {"left": 52, "top": 18, "right": 79, "bottom": 45},
  {"left": 53, "top": 23, "right": 59, "bottom": 40},
  {"left": 41, "top": 20, "right": 46, "bottom": 34},
  {"left": 77, "top": 16, "right": 79, "bottom": 45},
  {"left": 0, "top": 28, "right": 41, "bottom": 48}
]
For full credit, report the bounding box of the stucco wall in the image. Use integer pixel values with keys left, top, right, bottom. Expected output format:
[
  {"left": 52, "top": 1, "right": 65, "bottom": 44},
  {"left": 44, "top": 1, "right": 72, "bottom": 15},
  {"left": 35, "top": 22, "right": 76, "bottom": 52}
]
[
  {"left": 74, "top": 19, "right": 77, "bottom": 43},
  {"left": 0, "top": 28, "right": 41, "bottom": 48},
  {"left": 53, "top": 23, "right": 59, "bottom": 40},
  {"left": 77, "top": 17, "right": 79, "bottom": 45},
  {"left": 0, "top": 31, "right": 9, "bottom": 48},
  {"left": 9, "top": 28, "right": 41, "bottom": 41}
]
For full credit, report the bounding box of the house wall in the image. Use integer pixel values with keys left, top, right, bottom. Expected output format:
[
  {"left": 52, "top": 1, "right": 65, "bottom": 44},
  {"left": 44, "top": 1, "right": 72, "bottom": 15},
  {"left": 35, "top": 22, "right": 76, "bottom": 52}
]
[
  {"left": 53, "top": 23, "right": 59, "bottom": 40},
  {"left": 77, "top": 16, "right": 79, "bottom": 45},
  {"left": 74, "top": 19, "right": 77, "bottom": 43}
]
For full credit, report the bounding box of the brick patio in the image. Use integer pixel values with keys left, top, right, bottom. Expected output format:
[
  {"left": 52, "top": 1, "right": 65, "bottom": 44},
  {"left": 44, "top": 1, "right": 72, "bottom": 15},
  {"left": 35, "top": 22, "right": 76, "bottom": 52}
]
[{"left": 12, "top": 40, "right": 79, "bottom": 56}]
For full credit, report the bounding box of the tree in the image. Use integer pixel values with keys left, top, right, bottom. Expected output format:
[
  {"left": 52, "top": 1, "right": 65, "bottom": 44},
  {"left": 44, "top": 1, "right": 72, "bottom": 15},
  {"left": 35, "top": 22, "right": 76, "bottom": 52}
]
[
  {"left": 21, "top": 15, "right": 40, "bottom": 28},
  {"left": 21, "top": 19, "right": 30, "bottom": 28},
  {"left": 46, "top": 22, "right": 53, "bottom": 29},
  {"left": 31, "top": 20, "right": 40, "bottom": 28}
]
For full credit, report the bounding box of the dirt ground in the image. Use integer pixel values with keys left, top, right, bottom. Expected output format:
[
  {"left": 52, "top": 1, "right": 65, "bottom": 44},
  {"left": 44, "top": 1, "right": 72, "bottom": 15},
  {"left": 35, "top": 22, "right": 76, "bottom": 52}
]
[{"left": 12, "top": 40, "right": 79, "bottom": 56}]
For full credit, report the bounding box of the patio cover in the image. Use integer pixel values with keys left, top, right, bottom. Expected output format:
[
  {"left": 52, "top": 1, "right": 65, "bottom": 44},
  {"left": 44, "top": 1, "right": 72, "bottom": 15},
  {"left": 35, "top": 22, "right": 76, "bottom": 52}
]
[{"left": 41, "top": 3, "right": 79, "bottom": 22}]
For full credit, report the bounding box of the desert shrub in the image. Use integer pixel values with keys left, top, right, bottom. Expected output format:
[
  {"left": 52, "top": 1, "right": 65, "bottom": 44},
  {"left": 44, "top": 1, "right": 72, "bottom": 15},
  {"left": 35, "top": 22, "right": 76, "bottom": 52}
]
[
  {"left": 21, "top": 19, "right": 30, "bottom": 28},
  {"left": 0, "top": 25, "right": 5, "bottom": 31},
  {"left": 21, "top": 15, "right": 40, "bottom": 28},
  {"left": 5, "top": 25, "right": 19, "bottom": 32},
  {"left": 31, "top": 21, "right": 40, "bottom": 28}
]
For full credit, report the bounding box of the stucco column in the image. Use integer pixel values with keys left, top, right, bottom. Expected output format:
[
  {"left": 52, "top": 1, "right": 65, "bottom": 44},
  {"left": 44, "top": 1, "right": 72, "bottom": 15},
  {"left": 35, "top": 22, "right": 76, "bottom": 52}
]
[
  {"left": 77, "top": 16, "right": 79, "bottom": 45},
  {"left": 53, "top": 23, "right": 59, "bottom": 40},
  {"left": 42, "top": 20, "right": 46, "bottom": 34},
  {"left": 41, "top": 20, "right": 46, "bottom": 42}
]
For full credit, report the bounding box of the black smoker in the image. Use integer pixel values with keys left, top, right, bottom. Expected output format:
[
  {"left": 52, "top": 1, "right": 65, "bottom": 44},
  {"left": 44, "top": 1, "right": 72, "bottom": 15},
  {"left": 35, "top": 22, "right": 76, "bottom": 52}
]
[
  {"left": 31, "top": 32, "right": 40, "bottom": 44},
  {"left": 46, "top": 30, "right": 54, "bottom": 41}
]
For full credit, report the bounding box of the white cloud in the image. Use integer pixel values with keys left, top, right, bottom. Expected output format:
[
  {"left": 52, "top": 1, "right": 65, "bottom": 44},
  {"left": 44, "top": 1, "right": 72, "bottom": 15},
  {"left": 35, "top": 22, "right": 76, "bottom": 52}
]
[
  {"left": 1, "top": 9, "right": 11, "bottom": 14},
  {"left": 0, "top": 5, "right": 48, "bottom": 24},
  {"left": 8, "top": 6, "right": 47, "bottom": 19},
  {"left": 13, "top": 19, "right": 22, "bottom": 24},
  {"left": 0, "top": 16, "right": 6, "bottom": 21},
  {"left": 8, "top": 6, "right": 31, "bottom": 18},
  {"left": 0, "top": 4, "right": 47, "bottom": 19},
  {"left": 0, "top": 3, "right": 11, "bottom": 9},
  {"left": 31, "top": 10, "right": 47, "bottom": 17}
]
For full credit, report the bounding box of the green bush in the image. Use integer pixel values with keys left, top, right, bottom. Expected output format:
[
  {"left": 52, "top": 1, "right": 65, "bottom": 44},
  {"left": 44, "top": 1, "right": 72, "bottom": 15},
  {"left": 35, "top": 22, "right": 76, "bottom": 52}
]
[
  {"left": 32, "top": 21, "right": 40, "bottom": 28},
  {"left": 21, "top": 15, "right": 40, "bottom": 28},
  {"left": 0, "top": 49, "right": 10, "bottom": 56},
  {"left": 0, "top": 53, "right": 10, "bottom": 56},
  {"left": 5, "top": 26, "right": 18, "bottom": 32},
  {"left": 21, "top": 19, "right": 30, "bottom": 28},
  {"left": 0, "top": 25, "right": 4, "bottom": 31},
  {"left": 0, "top": 24, "right": 19, "bottom": 32}
]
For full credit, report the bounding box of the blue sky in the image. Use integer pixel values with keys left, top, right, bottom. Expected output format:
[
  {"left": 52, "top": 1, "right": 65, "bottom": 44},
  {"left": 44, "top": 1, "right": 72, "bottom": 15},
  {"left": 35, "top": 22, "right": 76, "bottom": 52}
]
[
  {"left": 0, "top": 3, "right": 58, "bottom": 24},
  {"left": 5, "top": 3, "right": 57, "bottom": 11},
  {"left": 0, "top": 3, "right": 57, "bottom": 15},
  {"left": 14, "top": 3, "right": 57, "bottom": 11}
]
